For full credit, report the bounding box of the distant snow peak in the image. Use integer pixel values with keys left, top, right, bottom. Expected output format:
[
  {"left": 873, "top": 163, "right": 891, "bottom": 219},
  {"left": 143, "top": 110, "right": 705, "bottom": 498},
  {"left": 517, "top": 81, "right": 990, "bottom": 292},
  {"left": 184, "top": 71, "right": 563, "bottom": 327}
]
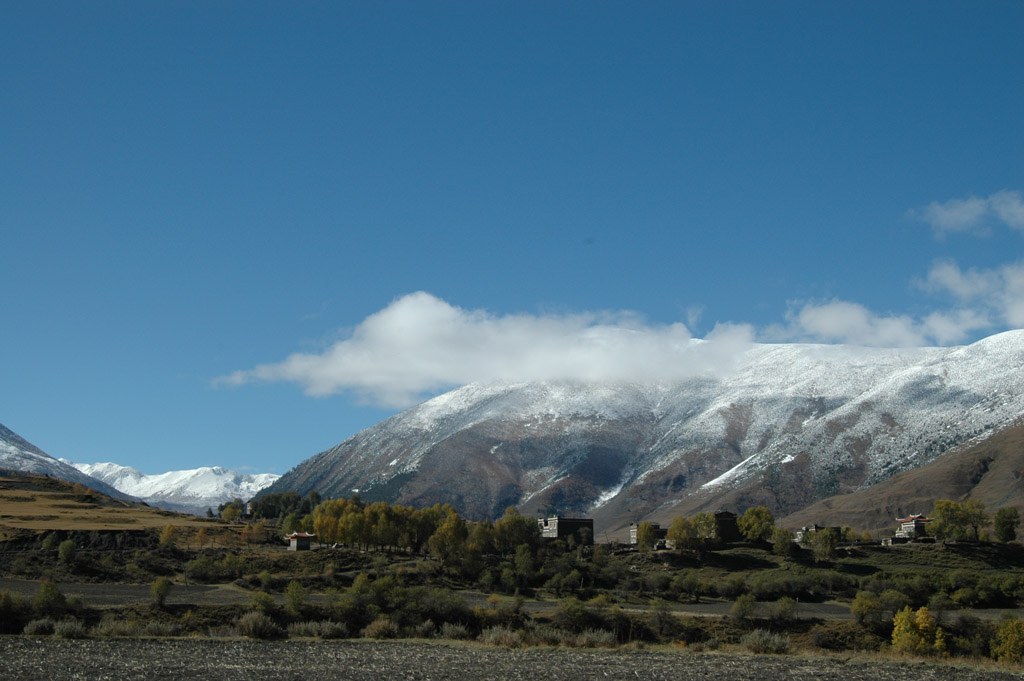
[{"left": 67, "top": 461, "right": 280, "bottom": 515}]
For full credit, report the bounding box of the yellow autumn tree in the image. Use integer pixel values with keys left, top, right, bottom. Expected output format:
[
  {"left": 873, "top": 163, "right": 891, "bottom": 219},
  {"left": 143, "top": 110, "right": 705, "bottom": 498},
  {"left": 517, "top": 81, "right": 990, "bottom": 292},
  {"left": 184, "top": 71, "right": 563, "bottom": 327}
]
[
  {"left": 993, "top": 618, "right": 1024, "bottom": 664},
  {"left": 891, "top": 606, "right": 946, "bottom": 656}
]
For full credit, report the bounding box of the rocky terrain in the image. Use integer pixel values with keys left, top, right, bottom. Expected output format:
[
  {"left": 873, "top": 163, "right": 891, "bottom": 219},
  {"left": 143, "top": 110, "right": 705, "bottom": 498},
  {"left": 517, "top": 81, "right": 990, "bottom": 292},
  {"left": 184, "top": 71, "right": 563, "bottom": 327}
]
[{"left": 1, "top": 639, "right": 1020, "bottom": 681}]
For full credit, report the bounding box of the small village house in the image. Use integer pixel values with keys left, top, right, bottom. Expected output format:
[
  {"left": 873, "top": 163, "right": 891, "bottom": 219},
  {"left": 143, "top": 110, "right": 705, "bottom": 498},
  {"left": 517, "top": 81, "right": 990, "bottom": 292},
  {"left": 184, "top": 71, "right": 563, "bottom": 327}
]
[
  {"left": 794, "top": 524, "right": 841, "bottom": 543},
  {"left": 537, "top": 517, "right": 594, "bottom": 545},
  {"left": 895, "top": 514, "right": 931, "bottom": 540},
  {"left": 285, "top": 531, "right": 315, "bottom": 551},
  {"left": 629, "top": 521, "right": 669, "bottom": 547},
  {"left": 712, "top": 510, "right": 743, "bottom": 543}
]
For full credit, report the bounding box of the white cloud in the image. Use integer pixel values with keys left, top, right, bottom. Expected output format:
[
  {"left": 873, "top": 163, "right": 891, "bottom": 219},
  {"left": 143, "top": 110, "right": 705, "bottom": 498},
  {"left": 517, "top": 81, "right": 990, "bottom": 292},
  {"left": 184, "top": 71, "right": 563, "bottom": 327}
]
[
  {"left": 919, "top": 260, "right": 1024, "bottom": 328},
  {"left": 765, "top": 295, "right": 996, "bottom": 348},
  {"left": 920, "top": 309, "right": 992, "bottom": 346},
  {"left": 218, "top": 292, "right": 753, "bottom": 407},
  {"left": 915, "top": 189, "right": 1024, "bottom": 236},
  {"left": 919, "top": 260, "right": 1000, "bottom": 300},
  {"left": 769, "top": 300, "right": 928, "bottom": 347},
  {"left": 223, "top": 190, "right": 1024, "bottom": 406},
  {"left": 991, "top": 190, "right": 1024, "bottom": 230}
]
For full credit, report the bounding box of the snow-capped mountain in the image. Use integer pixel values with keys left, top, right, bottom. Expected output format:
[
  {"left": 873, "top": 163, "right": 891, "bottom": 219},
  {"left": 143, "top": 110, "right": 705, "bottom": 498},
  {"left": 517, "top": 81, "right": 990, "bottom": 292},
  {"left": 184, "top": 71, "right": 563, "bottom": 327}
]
[
  {"left": 67, "top": 461, "right": 280, "bottom": 516},
  {"left": 262, "top": 330, "right": 1024, "bottom": 534},
  {"left": 0, "top": 423, "right": 135, "bottom": 501}
]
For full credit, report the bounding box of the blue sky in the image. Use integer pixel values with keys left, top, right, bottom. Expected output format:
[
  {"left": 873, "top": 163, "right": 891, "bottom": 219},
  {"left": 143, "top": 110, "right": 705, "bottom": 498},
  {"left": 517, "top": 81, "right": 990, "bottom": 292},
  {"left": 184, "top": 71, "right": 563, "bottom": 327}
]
[{"left": 3, "top": 3, "right": 1022, "bottom": 475}]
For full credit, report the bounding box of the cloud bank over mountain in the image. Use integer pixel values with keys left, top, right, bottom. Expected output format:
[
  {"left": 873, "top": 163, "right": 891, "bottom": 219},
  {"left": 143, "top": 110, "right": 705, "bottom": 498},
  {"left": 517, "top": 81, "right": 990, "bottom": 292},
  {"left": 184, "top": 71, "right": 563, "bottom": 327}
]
[
  {"left": 219, "top": 292, "right": 755, "bottom": 407},
  {"left": 221, "top": 191, "right": 1024, "bottom": 408}
]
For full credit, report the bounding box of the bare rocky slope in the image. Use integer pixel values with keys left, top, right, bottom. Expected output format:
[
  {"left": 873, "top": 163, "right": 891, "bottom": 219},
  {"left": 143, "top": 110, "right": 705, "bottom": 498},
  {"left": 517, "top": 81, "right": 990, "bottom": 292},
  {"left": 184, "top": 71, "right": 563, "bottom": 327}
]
[{"left": 262, "top": 331, "right": 1024, "bottom": 537}]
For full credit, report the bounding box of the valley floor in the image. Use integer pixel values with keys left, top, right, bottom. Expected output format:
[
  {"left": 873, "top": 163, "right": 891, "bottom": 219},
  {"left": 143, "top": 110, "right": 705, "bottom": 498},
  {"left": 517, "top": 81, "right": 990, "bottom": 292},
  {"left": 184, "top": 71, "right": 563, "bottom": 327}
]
[
  {"left": 5, "top": 576, "right": 1024, "bottom": 623},
  {"left": 1, "top": 638, "right": 1021, "bottom": 681}
]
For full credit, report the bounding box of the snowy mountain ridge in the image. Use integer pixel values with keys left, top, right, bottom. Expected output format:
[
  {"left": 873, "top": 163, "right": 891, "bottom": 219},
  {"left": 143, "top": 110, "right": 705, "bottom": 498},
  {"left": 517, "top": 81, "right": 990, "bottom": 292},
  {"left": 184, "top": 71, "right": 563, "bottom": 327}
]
[
  {"left": 263, "top": 330, "right": 1024, "bottom": 532},
  {"left": 0, "top": 422, "right": 279, "bottom": 516},
  {"left": 66, "top": 461, "right": 280, "bottom": 516},
  {"left": 0, "top": 424, "right": 134, "bottom": 501}
]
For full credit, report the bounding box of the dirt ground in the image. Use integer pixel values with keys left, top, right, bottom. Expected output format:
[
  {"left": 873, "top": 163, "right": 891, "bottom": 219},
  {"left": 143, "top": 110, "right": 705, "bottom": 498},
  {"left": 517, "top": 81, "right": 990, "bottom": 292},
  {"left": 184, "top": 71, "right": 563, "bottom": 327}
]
[{"left": 0, "top": 639, "right": 1020, "bottom": 681}]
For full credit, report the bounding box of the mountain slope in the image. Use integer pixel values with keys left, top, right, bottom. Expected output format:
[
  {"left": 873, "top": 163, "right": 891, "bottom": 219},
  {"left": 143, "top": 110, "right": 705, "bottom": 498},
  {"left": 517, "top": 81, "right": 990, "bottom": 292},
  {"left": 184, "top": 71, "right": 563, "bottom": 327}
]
[
  {"left": 780, "top": 419, "right": 1024, "bottom": 535},
  {"left": 68, "top": 461, "right": 280, "bottom": 516},
  {"left": 263, "top": 331, "right": 1024, "bottom": 535},
  {"left": 0, "top": 423, "right": 134, "bottom": 501}
]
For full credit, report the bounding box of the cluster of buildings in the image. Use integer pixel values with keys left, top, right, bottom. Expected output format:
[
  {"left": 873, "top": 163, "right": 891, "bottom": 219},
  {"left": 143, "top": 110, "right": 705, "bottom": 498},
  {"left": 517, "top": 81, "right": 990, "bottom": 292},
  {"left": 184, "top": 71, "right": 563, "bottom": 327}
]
[{"left": 285, "top": 509, "right": 937, "bottom": 553}]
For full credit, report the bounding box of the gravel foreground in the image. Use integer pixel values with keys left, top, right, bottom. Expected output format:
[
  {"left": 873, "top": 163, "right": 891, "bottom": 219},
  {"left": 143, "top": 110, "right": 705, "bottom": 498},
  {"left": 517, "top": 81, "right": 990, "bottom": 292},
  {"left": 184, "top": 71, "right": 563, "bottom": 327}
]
[{"left": 1, "top": 639, "right": 1021, "bottom": 681}]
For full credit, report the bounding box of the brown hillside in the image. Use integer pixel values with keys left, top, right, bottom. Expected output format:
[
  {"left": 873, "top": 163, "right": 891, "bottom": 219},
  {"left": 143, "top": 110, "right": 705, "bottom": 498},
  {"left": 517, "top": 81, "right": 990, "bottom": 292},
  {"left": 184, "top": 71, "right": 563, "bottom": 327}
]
[
  {"left": 779, "top": 421, "right": 1024, "bottom": 535},
  {"left": 0, "top": 472, "right": 220, "bottom": 537}
]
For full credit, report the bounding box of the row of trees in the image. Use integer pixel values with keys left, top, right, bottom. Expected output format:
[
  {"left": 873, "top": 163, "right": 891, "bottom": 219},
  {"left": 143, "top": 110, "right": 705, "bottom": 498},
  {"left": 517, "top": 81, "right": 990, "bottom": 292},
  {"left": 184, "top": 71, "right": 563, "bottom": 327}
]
[
  {"left": 633, "top": 500, "right": 1021, "bottom": 558},
  {"left": 634, "top": 507, "right": 788, "bottom": 554},
  {"left": 931, "top": 499, "right": 1019, "bottom": 542},
  {"left": 309, "top": 497, "right": 541, "bottom": 566}
]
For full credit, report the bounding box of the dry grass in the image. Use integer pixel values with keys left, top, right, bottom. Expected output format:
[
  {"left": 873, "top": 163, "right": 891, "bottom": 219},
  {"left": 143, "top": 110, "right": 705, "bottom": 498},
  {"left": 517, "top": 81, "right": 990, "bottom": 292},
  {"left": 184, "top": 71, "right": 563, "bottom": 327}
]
[{"left": 0, "top": 475, "right": 219, "bottom": 532}]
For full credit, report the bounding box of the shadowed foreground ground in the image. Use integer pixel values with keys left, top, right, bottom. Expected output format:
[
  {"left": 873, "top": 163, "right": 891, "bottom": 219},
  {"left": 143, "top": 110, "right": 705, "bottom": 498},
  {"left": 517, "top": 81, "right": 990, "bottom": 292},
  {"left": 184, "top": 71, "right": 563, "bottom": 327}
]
[{"left": 0, "top": 639, "right": 1020, "bottom": 681}]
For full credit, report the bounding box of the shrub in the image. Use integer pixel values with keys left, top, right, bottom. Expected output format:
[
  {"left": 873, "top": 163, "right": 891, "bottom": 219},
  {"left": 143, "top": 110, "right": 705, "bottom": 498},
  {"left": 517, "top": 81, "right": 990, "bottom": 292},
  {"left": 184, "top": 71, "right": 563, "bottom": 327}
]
[
  {"left": 526, "top": 623, "right": 566, "bottom": 646},
  {"left": 556, "top": 597, "right": 589, "bottom": 632},
  {"left": 91, "top": 617, "right": 138, "bottom": 637},
  {"left": 771, "top": 527, "right": 795, "bottom": 557},
  {"left": 140, "top": 621, "right": 179, "bottom": 637},
  {"left": 286, "top": 620, "right": 348, "bottom": 639},
  {"left": 236, "top": 611, "right": 284, "bottom": 639},
  {"left": 287, "top": 621, "right": 320, "bottom": 638},
  {"left": 766, "top": 596, "right": 798, "bottom": 625},
  {"left": 362, "top": 616, "right": 399, "bottom": 639},
  {"left": 414, "top": 619, "right": 437, "bottom": 639},
  {"left": 939, "top": 613, "right": 990, "bottom": 658},
  {"left": 185, "top": 553, "right": 244, "bottom": 583},
  {"left": 54, "top": 618, "right": 88, "bottom": 639},
  {"left": 851, "top": 591, "right": 882, "bottom": 625},
  {"left": 809, "top": 621, "right": 884, "bottom": 652},
  {"left": 32, "top": 582, "right": 67, "bottom": 618},
  {"left": 0, "top": 590, "right": 31, "bottom": 634},
  {"left": 730, "top": 593, "right": 758, "bottom": 621},
  {"left": 742, "top": 628, "right": 790, "bottom": 654},
  {"left": 643, "top": 599, "right": 676, "bottom": 640},
  {"left": 248, "top": 591, "right": 276, "bottom": 615},
  {"left": 57, "top": 540, "right": 76, "bottom": 565},
  {"left": 439, "top": 621, "right": 471, "bottom": 640},
  {"left": 716, "top": 575, "right": 747, "bottom": 599},
  {"left": 878, "top": 589, "right": 911, "bottom": 617},
  {"left": 992, "top": 618, "right": 1024, "bottom": 664},
  {"left": 480, "top": 625, "right": 524, "bottom": 647},
  {"left": 316, "top": 621, "right": 349, "bottom": 639},
  {"left": 23, "top": 618, "right": 56, "bottom": 636},
  {"left": 572, "top": 628, "right": 617, "bottom": 648},
  {"left": 151, "top": 577, "right": 172, "bottom": 608},
  {"left": 158, "top": 524, "right": 177, "bottom": 548},
  {"left": 285, "top": 580, "right": 308, "bottom": 612}
]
